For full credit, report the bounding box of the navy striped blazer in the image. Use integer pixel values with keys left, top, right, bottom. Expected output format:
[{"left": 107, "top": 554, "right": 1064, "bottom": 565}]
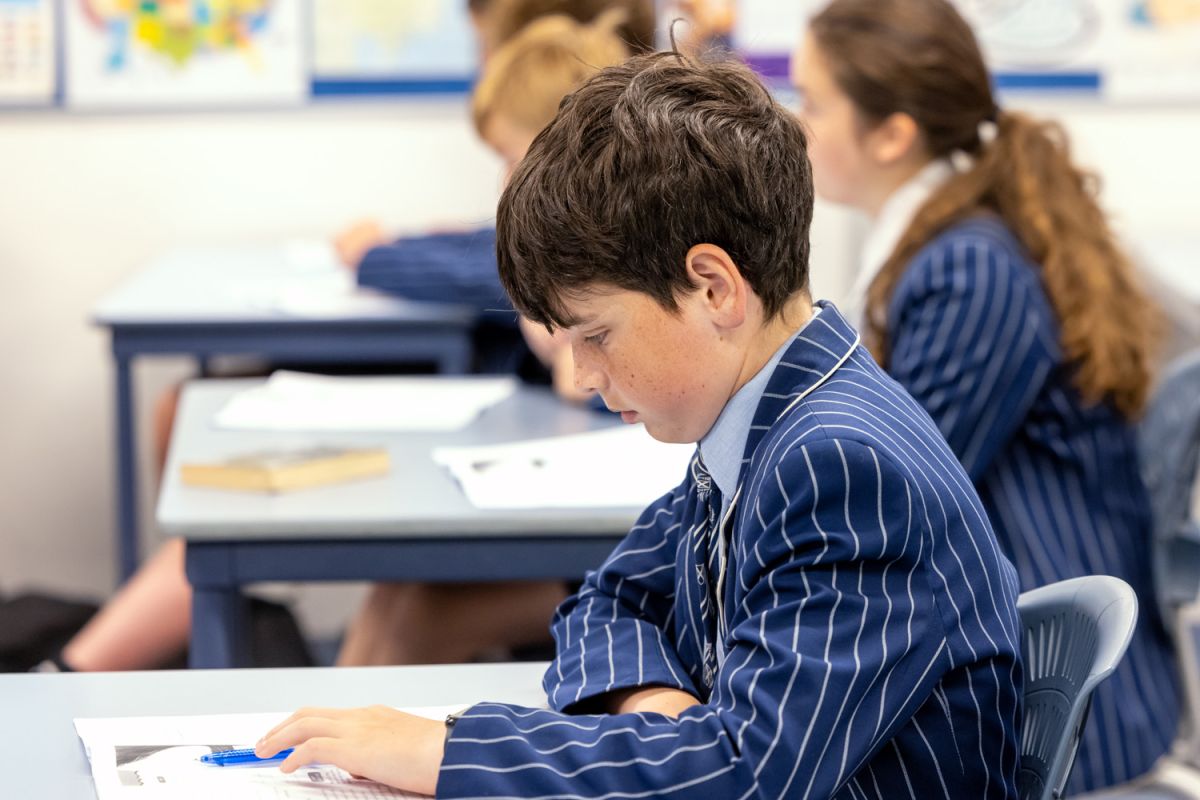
[
  {"left": 438, "top": 303, "right": 1023, "bottom": 799},
  {"left": 357, "top": 228, "right": 513, "bottom": 322},
  {"left": 885, "top": 216, "right": 1179, "bottom": 792}
]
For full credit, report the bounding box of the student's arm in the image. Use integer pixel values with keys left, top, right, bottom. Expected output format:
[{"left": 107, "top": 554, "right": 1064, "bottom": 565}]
[
  {"left": 432, "top": 440, "right": 992, "bottom": 799},
  {"left": 886, "top": 232, "right": 1060, "bottom": 480},
  {"left": 258, "top": 441, "right": 997, "bottom": 798},
  {"left": 356, "top": 228, "right": 514, "bottom": 315},
  {"left": 542, "top": 481, "right": 698, "bottom": 711}
]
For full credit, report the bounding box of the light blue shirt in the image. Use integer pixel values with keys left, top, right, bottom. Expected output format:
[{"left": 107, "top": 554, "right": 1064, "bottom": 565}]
[{"left": 699, "top": 307, "right": 821, "bottom": 520}]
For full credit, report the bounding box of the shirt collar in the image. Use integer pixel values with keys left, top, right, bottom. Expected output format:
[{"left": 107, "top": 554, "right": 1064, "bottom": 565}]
[
  {"left": 842, "top": 158, "right": 954, "bottom": 331},
  {"left": 699, "top": 307, "right": 823, "bottom": 500}
]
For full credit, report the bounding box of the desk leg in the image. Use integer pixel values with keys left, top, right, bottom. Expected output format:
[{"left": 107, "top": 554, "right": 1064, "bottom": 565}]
[
  {"left": 115, "top": 354, "right": 139, "bottom": 583},
  {"left": 187, "top": 542, "right": 253, "bottom": 668},
  {"left": 190, "top": 585, "right": 252, "bottom": 669}
]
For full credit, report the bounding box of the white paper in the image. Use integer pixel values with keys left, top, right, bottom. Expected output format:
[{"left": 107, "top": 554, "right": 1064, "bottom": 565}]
[
  {"left": 433, "top": 424, "right": 696, "bottom": 509},
  {"left": 74, "top": 706, "right": 463, "bottom": 799},
  {"left": 215, "top": 372, "right": 517, "bottom": 433}
]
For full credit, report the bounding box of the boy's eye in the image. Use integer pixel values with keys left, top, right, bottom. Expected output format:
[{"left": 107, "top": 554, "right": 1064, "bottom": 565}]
[{"left": 584, "top": 331, "right": 608, "bottom": 346}]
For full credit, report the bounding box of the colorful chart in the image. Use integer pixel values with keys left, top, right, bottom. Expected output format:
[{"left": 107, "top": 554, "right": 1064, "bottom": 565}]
[
  {"left": 64, "top": 0, "right": 306, "bottom": 108},
  {"left": 0, "top": 0, "right": 56, "bottom": 106}
]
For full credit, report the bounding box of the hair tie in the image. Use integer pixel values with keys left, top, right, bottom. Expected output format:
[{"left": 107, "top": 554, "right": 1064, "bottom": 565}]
[{"left": 977, "top": 119, "right": 998, "bottom": 146}]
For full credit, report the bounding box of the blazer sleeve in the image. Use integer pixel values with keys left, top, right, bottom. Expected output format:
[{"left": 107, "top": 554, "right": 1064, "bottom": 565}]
[
  {"left": 544, "top": 481, "right": 696, "bottom": 712},
  {"left": 436, "top": 439, "right": 953, "bottom": 799},
  {"left": 886, "top": 232, "right": 1061, "bottom": 480},
  {"left": 355, "top": 228, "right": 513, "bottom": 315}
]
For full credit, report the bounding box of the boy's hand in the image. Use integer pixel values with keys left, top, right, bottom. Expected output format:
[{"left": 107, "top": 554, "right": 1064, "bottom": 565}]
[
  {"left": 256, "top": 705, "right": 445, "bottom": 795},
  {"left": 334, "top": 220, "right": 387, "bottom": 269},
  {"left": 518, "top": 317, "right": 597, "bottom": 405},
  {"left": 608, "top": 686, "right": 701, "bottom": 717}
]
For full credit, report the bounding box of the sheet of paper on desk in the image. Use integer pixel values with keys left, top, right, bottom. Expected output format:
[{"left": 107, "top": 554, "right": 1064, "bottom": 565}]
[
  {"left": 215, "top": 372, "right": 517, "bottom": 432},
  {"left": 74, "top": 706, "right": 461, "bottom": 799},
  {"left": 433, "top": 424, "right": 696, "bottom": 509},
  {"left": 231, "top": 268, "right": 411, "bottom": 320}
]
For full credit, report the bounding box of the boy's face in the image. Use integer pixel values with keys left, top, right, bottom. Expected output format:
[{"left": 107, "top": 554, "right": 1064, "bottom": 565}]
[{"left": 557, "top": 285, "right": 736, "bottom": 444}]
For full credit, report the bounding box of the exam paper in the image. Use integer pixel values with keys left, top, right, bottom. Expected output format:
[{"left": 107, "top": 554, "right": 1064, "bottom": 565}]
[
  {"left": 74, "top": 707, "right": 460, "bottom": 799},
  {"left": 215, "top": 372, "right": 517, "bottom": 433},
  {"left": 432, "top": 424, "right": 696, "bottom": 509}
]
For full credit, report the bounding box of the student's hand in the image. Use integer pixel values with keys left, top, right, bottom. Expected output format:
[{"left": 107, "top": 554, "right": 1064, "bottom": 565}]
[
  {"left": 551, "top": 345, "right": 598, "bottom": 405},
  {"left": 608, "top": 686, "right": 702, "bottom": 717},
  {"left": 256, "top": 705, "right": 445, "bottom": 795},
  {"left": 519, "top": 315, "right": 560, "bottom": 365},
  {"left": 334, "top": 220, "right": 387, "bottom": 270},
  {"left": 676, "top": 0, "right": 735, "bottom": 49},
  {"left": 518, "top": 317, "right": 598, "bottom": 405}
]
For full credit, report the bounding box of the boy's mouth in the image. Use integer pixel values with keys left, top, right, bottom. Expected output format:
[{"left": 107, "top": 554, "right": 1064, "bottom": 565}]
[{"left": 619, "top": 410, "right": 639, "bottom": 424}]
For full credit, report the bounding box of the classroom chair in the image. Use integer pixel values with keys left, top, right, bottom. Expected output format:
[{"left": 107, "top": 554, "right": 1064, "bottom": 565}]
[
  {"left": 1064, "top": 354, "right": 1200, "bottom": 800},
  {"left": 1142, "top": 350, "right": 1200, "bottom": 638},
  {"left": 1017, "top": 575, "right": 1139, "bottom": 800}
]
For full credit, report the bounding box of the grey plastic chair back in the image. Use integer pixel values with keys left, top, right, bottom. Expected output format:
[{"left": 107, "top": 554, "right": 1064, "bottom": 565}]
[
  {"left": 1018, "top": 575, "right": 1139, "bottom": 800},
  {"left": 1140, "top": 349, "right": 1200, "bottom": 633}
]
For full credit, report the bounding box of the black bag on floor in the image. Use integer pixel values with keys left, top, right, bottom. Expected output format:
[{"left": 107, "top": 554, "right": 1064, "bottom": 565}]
[
  {"left": 0, "top": 592, "right": 98, "bottom": 672},
  {"left": 0, "top": 591, "right": 313, "bottom": 671}
]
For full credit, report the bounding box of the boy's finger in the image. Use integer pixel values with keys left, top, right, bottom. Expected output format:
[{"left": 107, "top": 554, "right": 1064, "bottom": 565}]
[
  {"left": 257, "top": 716, "right": 345, "bottom": 757},
  {"left": 259, "top": 706, "right": 345, "bottom": 744},
  {"left": 278, "top": 737, "right": 345, "bottom": 775}
]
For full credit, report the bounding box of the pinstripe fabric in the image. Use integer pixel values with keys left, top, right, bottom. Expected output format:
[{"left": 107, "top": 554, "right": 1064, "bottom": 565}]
[
  {"left": 357, "top": 228, "right": 515, "bottom": 321},
  {"left": 437, "top": 302, "right": 1023, "bottom": 799},
  {"left": 885, "top": 216, "right": 1180, "bottom": 793}
]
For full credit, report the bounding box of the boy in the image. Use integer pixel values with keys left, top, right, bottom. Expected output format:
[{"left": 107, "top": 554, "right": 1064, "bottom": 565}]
[{"left": 258, "top": 52, "right": 1023, "bottom": 799}]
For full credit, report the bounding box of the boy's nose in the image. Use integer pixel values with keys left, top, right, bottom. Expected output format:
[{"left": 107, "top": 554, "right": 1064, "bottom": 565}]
[{"left": 572, "top": 346, "right": 605, "bottom": 394}]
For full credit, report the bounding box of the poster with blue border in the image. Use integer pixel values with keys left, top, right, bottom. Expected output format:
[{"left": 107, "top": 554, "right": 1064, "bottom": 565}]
[
  {"left": 735, "top": 0, "right": 1200, "bottom": 102},
  {"left": 0, "top": 0, "right": 56, "bottom": 107},
  {"left": 310, "top": 0, "right": 477, "bottom": 96}
]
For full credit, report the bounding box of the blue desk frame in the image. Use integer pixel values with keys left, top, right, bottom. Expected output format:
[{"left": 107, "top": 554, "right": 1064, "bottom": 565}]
[
  {"left": 185, "top": 533, "right": 621, "bottom": 668},
  {"left": 104, "top": 318, "right": 474, "bottom": 583}
]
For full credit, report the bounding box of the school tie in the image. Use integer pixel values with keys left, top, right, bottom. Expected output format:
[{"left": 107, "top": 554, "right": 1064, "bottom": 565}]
[{"left": 691, "top": 453, "right": 725, "bottom": 691}]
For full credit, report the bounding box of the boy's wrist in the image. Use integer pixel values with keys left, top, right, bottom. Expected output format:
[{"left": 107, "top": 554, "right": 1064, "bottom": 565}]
[{"left": 608, "top": 686, "right": 701, "bottom": 717}]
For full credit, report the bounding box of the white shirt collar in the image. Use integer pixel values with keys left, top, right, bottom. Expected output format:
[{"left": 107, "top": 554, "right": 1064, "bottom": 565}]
[{"left": 842, "top": 159, "right": 954, "bottom": 331}]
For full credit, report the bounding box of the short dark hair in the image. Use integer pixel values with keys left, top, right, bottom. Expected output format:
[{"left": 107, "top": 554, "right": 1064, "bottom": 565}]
[{"left": 496, "top": 52, "right": 814, "bottom": 329}]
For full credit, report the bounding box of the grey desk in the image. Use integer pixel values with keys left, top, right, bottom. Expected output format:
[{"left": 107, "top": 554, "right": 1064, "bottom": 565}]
[
  {"left": 93, "top": 246, "right": 478, "bottom": 582},
  {"left": 0, "top": 661, "right": 546, "bottom": 800},
  {"left": 159, "top": 380, "right": 636, "bottom": 669}
]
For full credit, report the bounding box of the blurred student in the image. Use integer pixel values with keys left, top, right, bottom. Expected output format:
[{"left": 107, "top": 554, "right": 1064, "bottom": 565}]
[
  {"left": 336, "top": 12, "right": 631, "bottom": 666},
  {"left": 333, "top": 0, "right": 656, "bottom": 305},
  {"left": 256, "top": 50, "right": 1023, "bottom": 799},
  {"left": 48, "top": 12, "right": 632, "bottom": 675},
  {"left": 793, "top": 0, "right": 1176, "bottom": 791}
]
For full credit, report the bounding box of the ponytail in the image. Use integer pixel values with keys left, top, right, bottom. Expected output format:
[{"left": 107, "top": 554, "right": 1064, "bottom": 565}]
[
  {"left": 865, "top": 111, "right": 1159, "bottom": 417},
  {"left": 812, "top": 0, "right": 1159, "bottom": 418}
]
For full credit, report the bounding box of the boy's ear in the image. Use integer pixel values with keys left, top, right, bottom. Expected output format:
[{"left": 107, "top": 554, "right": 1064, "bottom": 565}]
[
  {"left": 867, "top": 111, "right": 921, "bottom": 166},
  {"left": 685, "top": 244, "right": 748, "bottom": 329}
]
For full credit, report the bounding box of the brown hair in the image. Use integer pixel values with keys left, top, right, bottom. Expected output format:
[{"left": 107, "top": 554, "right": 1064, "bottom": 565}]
[
  {"left": 496, "top": 51, "right": 814, "bottom": 329},
  {"left": 472, "top": 12, "right": 629, "bottom": 139},
  {"left": 811, "top": 0, "right": 1158, "bottom": 416},
  {"left": 482, "top": 0, "right": 656, "bottom": 56}
]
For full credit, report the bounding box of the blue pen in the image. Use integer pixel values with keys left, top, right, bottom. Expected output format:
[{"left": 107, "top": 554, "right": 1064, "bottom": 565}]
[{"left": 199, "top": 746, "right": 294, "bottom": 766}]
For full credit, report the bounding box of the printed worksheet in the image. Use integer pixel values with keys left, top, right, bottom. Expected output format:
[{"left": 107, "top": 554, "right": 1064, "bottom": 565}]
[{"left": 75, "top": 707, "right": 462, "bottom": 799}]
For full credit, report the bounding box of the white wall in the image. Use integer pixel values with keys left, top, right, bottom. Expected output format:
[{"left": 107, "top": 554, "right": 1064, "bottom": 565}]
[{"left": 0, "top": 97, "right": 1196, "bottom": 638}]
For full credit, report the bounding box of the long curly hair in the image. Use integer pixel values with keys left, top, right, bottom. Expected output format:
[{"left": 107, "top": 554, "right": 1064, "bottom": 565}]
[{"left": 811, "top": 0, "right": 1159, "bottom": 416}]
